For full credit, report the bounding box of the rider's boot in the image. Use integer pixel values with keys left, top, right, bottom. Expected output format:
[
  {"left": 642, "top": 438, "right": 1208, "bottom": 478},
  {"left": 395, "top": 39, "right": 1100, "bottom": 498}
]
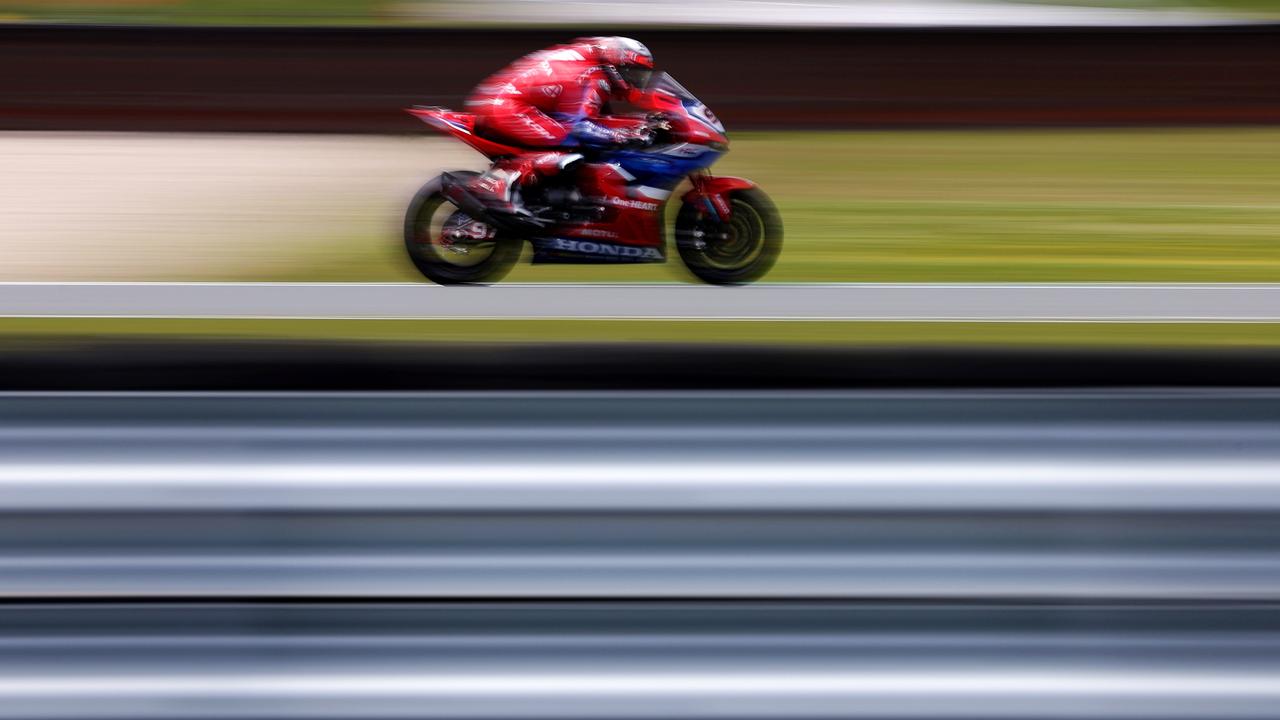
[{"left": 463, "top": 152, "right": 584, "bottom": 231}]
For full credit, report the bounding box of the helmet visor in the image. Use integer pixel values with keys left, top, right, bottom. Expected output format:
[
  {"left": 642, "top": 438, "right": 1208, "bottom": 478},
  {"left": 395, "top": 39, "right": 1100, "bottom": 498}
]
[{"left": 621, "top": 66, "right": 654, "bottom": 91}]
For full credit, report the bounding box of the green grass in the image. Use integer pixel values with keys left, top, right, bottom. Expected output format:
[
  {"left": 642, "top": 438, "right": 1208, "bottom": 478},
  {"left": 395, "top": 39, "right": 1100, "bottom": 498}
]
[
  {"left": 302, "top": 128, "right": 1280, "bottom": 285},
  {"left": 717, "top": 129, "right": 1280, "bottom": 283},
  {"left": 4, "top": 318, "right": 1280, "bottom": 348},
  {"left": 1035, "top": 0, "right": 1280, "bottom": 18},
  {"left": 9, "top": 128, "right": 1280, "bottom": 348},
  {"left": 4, "top": 0, "right": 1280, "bottom": 24},
  {"left": 0, "top": 1, "right": 390, "bottom": 25},
  {"left": 1201, "top": 0, "right": 1280, "bottom": 13}
]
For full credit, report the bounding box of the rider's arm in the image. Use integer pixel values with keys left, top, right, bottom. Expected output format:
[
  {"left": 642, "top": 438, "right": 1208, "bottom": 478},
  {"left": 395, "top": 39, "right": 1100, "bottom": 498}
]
[
  {"left": 550, "top": 74, "right": 645, "bottom": 147},
  {"left": 567, "top": 120, "right": 635, "bottom": 146}
]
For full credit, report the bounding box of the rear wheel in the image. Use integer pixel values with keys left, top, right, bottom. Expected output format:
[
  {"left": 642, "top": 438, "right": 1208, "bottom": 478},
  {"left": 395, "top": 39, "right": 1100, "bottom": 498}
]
[
  {"left": 675, "top": 188, "right": 782, "bottom": 285},
  {"left": 403, "top": 172, "right": 522, "bottom": 285}
]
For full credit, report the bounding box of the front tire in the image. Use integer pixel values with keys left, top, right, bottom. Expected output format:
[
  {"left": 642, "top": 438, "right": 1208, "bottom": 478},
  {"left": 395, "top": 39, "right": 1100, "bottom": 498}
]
[
  {"left": 675, "top": 188, "right": 782, "bottom": 285},
  {"left": 403, "top": 172, "right": 522, "bottom": 285}
]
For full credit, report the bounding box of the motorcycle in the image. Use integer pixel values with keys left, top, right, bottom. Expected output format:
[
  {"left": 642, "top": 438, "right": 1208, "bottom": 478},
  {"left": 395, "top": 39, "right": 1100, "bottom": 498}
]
[{"left": 403, "top": 72, "right": 782, "bottom": 285}]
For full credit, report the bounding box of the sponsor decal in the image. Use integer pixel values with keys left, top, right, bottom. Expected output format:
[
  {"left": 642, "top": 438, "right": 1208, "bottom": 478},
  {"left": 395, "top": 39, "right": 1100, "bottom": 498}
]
[
  {"left": 574, "top": 228, "right": 620, "bottom": 239},
  {"left": 711, "top": 194, "right": 732, "bottom": 218},
  {"left": 607, "top": 197, "right": 660, "bottom": 212},
  {"left": 686, "top": 101, "right": 726, "bottom": 132},
  {"left": 549, "top": 238, "right": 663, "bottom": 260},
  {"left": 661, "top": 143, "right": 707, "bottom": 158}
]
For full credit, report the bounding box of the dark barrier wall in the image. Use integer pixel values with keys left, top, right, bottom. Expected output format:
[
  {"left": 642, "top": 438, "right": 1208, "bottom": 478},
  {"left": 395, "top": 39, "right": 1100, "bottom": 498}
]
[
  {"left": 2, "top": 25, "right": 1279, "bottom": 132},
  {"left": 10, "top": 341, "right": 1280, "bottom": 390}
]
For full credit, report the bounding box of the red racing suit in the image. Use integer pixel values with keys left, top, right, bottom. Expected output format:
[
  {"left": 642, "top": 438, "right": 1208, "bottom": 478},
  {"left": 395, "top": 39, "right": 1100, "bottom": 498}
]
[{"left": 465, "top": 40, "right": 648, "bottom": 150}]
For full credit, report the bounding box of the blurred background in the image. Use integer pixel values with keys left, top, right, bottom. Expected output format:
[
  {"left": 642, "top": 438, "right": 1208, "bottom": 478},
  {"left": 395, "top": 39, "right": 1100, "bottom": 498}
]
[
  {"left": 2, "top": 0, "right": 1279, "bottom": 349},
  {"left": 5, "top": 6, "right": 1280, "bottom": 720},
  {"left": 2, "top": 0, "right": 1280, "bottom": 24}
]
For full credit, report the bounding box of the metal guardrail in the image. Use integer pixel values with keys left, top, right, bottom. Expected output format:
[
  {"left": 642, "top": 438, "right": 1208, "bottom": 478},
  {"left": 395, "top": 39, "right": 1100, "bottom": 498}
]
[
  {"left": 3, "top": 391, "right": 1280, "bottom": 600},
  {"left": 2, "top": 603, "right": 1279, "bottom": 720},
  {"left": 2, "top": 391, "right": 1279, "bottom": 718}
]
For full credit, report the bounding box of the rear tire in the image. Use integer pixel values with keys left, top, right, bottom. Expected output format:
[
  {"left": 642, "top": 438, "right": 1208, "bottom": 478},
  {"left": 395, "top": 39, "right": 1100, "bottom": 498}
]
[
  {"left": 403, "top": 172, "right": 522, "bottom": 285},
  {"left": 675, "top": 188, "right": 782, "bottom": 285}
]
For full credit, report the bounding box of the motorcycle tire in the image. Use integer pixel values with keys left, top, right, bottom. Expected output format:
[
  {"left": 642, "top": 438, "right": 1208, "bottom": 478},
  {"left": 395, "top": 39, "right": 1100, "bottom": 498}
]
[
  {"left": 675, "top": 188, "right": 782, "bottom": 285},
  {"left": 403, "top": 172, "right": 522, "bottom": 286}
]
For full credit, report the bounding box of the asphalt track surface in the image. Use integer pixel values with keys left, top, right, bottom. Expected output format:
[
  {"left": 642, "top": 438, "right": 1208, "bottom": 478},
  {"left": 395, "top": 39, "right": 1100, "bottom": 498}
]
[
  {"left": 5, "top": 390, "right": 1280, "bottom": 719},
  {"left": 6, "top": 282, "right": 1280, "bottom": 321}
]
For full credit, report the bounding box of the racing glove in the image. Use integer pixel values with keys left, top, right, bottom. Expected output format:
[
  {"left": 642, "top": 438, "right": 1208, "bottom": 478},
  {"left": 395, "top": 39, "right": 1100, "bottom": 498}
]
[{"left": 569, "top": 120, "right": 652, "bottom": 148}]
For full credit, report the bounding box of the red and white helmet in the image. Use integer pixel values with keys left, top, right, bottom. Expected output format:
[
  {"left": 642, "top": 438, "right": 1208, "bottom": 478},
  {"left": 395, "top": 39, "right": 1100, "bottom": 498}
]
[
  {"left": 579, "top": 36, "right": 655, "bottom": 89},
  {"left": 595, "top": 36, "right": 654, "bottom": 70}
]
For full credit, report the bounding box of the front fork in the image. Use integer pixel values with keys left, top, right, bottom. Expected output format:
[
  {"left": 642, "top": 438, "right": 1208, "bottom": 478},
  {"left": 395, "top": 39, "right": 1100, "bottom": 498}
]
[
  {"left": 686, "top": 172, "right": 734, "bottom": 223},
  {"left": 686, "top": 169, "right": 765, "bottom": 221}
]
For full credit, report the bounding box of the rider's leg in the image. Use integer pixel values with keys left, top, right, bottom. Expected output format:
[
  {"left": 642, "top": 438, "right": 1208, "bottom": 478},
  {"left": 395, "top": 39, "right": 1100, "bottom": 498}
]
[{"left": 466, "top": 109, "right": 580, "bottom": 226}]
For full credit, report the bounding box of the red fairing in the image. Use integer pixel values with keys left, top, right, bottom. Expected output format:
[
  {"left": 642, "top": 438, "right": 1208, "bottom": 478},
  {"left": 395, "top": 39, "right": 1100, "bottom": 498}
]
[
  {"left": 684, "top": 176, "right": 757, "bottom": 220},
  {"left": 568, "top": 164, "right": 665, "bottom": 248},
  {"left": 405, "top": 107, "right": 523, "bottom": 159},
  {"left": 630, "top": 90, "right": 729, "bottom": 147}
]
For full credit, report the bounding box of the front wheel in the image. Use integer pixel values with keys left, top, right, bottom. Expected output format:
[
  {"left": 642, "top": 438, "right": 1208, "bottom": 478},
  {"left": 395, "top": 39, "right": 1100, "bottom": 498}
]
[
  {"left": 675, "top": 188, "right": 782, "bottom": 285},
  {"left": 403, "top": 172, "right": 522, "bottom": 285}
]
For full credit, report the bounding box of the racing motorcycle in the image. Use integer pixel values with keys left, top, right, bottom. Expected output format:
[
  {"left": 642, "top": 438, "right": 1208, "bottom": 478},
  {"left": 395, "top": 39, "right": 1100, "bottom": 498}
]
[{"left": 403, "top": 73, "right": 782, "bottom": 285}]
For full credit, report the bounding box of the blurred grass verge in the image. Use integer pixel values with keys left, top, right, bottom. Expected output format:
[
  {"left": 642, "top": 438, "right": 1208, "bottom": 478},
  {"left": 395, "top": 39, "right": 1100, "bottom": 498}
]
[
  {"left": 6, "top": 130, "right": 1278, "bottom": 283},
  {"left": 255, "top": 129, "right": 1280, "bottom": 284},
  {"left": 1032, "top": 0, "right": 1280, "bottom": 19},
  {"left": 4, "top": 0, "right": 1280, "bottom": 23},
  {"left": 0, "top": 1, "right": 392, "bottom": 26},
  {"left": 3, "top": 319, "right": 1280, "bottom": 347},
  {"left": 710, "top": 129, "right": 1280, "bottom": 284}
]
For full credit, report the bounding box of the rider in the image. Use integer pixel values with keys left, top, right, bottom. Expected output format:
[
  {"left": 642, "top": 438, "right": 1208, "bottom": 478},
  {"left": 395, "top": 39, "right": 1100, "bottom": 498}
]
[{"left": 462, "top": 36, "right": 657, "bottom": 227}]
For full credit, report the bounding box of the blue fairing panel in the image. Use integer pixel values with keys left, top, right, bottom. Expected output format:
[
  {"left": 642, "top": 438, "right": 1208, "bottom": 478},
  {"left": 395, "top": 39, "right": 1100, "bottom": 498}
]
[{"left": 603, "top": 146, "right": 724, "bottom": 190}]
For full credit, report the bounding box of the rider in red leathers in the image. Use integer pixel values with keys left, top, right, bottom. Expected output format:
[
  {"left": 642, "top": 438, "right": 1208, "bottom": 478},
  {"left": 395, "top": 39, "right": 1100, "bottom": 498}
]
[{"left": 462, "top": 36, "right": 657, "bottom": 227}]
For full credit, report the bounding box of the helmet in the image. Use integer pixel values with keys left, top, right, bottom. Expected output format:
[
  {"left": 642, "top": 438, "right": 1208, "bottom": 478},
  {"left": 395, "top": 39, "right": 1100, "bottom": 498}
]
[
  {"left": 579, "top": 36, "right": 655, "bottom": 90},
  {"left": 593, "top": 37, "right": 654, "bottom": 70}
]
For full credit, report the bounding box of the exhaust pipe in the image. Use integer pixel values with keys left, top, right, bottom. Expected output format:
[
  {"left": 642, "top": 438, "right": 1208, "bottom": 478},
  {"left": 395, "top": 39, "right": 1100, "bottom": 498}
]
[{"left": 440, "top": 172, "right": 533, "bottom": 235}]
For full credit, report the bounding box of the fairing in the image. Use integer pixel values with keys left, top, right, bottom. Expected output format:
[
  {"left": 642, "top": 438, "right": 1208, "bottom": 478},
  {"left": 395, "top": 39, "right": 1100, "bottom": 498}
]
[{"left": 405, "top": 107, "right": 523, "bottom": 159}]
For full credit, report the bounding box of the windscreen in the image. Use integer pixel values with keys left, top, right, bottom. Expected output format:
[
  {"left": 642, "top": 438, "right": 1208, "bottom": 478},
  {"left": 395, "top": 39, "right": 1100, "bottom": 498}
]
[
  {"left": 646, "top": 72, "right": 696, "bottom": 100},
  {"left": 646, "top": 73, "right": 723, "bottom": 134}
]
